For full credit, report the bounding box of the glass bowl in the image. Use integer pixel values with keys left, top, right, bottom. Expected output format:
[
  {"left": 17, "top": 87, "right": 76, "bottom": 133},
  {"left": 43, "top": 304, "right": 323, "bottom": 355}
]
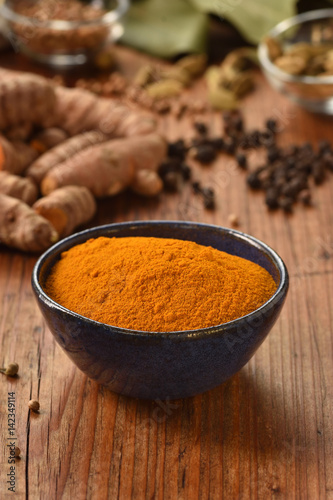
[
  {"left": 0, "top": 0, "right": 129, "bottom": 66},
  {"left": 32, "top": 221, "right": 289, "bottom": 400},
  {"left": 258, "top": 8, "right": 333, "bottom": 114}
]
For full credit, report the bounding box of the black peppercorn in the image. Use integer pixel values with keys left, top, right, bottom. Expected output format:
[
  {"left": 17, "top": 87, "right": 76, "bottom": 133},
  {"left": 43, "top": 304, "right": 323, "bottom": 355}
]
[
  {"left": 266, "top": 118, "right": 278, "bottom": 133},
  {"left": 193, "top": 144, "right": 217, "bottom": 164},
  {"left": 318, "top": 139, "right": 331, "bottom": 155},
  {"left": 281, "top": 177, "right": 305, "bottom": 198},
  {"left": 323, "top": 153, "right": 333, "bottom": 171},
  {"left": 158, "top": 159, "right": 180, "bottom": 178},
  {"left": 298, "top": 189, "right": 312, "bottom": 206},
  {"left": 247, "top": 172, "right": 262, "bottom": 189},
  {"left": 163, "top": 171, "right": 180, "bottom": 191},
  {"left": 192, "top": 181, "right": 202, "bottom": 194},
  {"left": 168, "top": 140, "right": 187, "bottom": 161},
  {"left": 201, "top": 187, "right": 215, "bottom": 210},
  {"left": 267, "top": 146, "right": 280, "bottom": 163},
  {"left": 241, "top": 130, "right": 261, "bottom": 149},
  {"left": 279, "top": 197, "right": 294, "bottom": 213},
  {"left": 260, "top": 130, "right": 275, "bottom": 148},
  {"left": 194, "top": 121, "right": 208, "bottom": 135},
  {"left": 265, "top": 187, "right": 279, "bottom": 209},
  {"left": 236, "top": 153, "right": 247, "bottom": 169},
  {"left": 233, "top": 115, "right": 244, "bottom": 132},
  {"left": 312, "top": 162, "right": 325, "bottom": 185},
  {"left": 210, "top": 137, "right": 225, "bottom": 151},
  {"left": 180, "top": 163, "right": 191, "bottom": 180},
  {"left": 224, "top": 138, "right": 237, "bottom": 155}
]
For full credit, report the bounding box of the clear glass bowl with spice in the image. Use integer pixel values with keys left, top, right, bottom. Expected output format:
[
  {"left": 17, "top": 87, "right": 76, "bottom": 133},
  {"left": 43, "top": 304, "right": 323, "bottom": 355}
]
[
  {"left": 32, "top": 221, "right": 289, "bottom": 400},
  {"left": 258, "top": 9, "right": 333, "bottom": 114},
  {"left": 0, "top": 0, "right": 129, "bottom": 66}
]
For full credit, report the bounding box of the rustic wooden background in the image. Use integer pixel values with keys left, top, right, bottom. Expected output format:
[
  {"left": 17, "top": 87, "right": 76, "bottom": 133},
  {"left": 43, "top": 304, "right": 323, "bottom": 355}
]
[{"left": 0, "top": 42, "right": 333, "bottom": 500}]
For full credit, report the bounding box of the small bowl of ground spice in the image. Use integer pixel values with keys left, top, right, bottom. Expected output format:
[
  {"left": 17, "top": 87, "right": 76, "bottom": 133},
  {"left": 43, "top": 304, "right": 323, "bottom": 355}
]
[
  {"left": 258, "top": 9, "right": 333, "bottom": 114},
  {"left": 32, "top": 221, "right": 289, "bottom": 400},
  {"left": 1, "top": 0, "right": 128, "bottom": 66}
]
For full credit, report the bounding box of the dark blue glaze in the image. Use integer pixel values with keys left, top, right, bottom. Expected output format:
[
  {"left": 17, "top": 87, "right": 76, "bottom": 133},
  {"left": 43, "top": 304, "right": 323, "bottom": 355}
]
[{"left": 31, "top": 221, "right": 289, "bottom": 400}]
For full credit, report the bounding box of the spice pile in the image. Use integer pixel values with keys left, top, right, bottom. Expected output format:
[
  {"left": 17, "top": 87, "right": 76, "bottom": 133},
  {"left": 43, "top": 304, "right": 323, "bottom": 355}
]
[
  {"left": 45, "top": 235, "right": 277, "bottom": 332},
  {"left": 9, "top": 0, "right": 109, "bottom": 54},
  {"left": 265, "top": 37, "right": 333, "bottom": 77},
  {"left": 160, "top": 109, "right": 333, "bottom": 213}
]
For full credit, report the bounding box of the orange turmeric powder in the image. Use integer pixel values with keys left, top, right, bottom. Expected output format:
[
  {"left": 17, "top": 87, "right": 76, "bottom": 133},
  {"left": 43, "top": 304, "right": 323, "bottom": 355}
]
[{"left": 45, "top": 236, "right": 277, "bottom": 332}]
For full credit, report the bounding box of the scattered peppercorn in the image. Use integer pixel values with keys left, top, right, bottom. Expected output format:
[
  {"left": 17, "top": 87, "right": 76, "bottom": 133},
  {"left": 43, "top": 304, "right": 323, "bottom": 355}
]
[
  {"left": 266, "top": 118, "right": 278, "bottom": 133},
  {"left": 236, "top": 153, "right": 247, "bottom": 169},
  {"left": 224, "top": 138, "right": 237, "bottom": 155},
  {"left": 0, "top": 362, "right": 19, "bottom": 376},
  {"left": 194, "top": 121, "right": 208, "bottom": 135},
  {"left": 279, "top": 197, "right": 294, "bottom": 213},
  {"left": 180, "top": 163, "right": 191, "bottom": 180},
  {"left": 210, "top": 137, "right": 225, "bottom": 151},
  {"left": 323, "top": 153, "right": 333, "bottom": 171},
  {"left": 201, "top": 187, "right": 215, "bottom": 209},
  {"left": 168, "top": 139, "right": 187, "bottom": 161},
  {"left": 247, "top": 171, "right": 262, "bottom": 189},
  {"left": 28, "top": 400, "right": 40, "bottom": 413},
  {"left": 190, "top": 181, "right": 215, "bottom": 208},
  {"left": 192, "top": 144, "right": 217, "bottom": 164},
  {"left": 318, "top": 139, "right": 331, "bottom": 154},
  {"left": 163, "top": 171, "right": 180, "bottom": 191},
  {"left": 312, "top": 162, "right": 325, "bottom": 185},
  {"left": 15, "top": 447, "right": 21, "bottom": 458},
  {"left": 191, "top": 181, "right": 202, "bottom": 194},
  {"left": 267, "top": 146, "right": 280, "bottom": 163},
  {"left": 260, "top": 130, "right": 276, "bottom": 148},
  {"left": 265, "top": 187, "right": 279, "bottom": 210},
  {"left": 162, "top": 112, "right": 332, "bottom": 214},
  {"left": 298, "top": 189, "right": 312, "bottom": 206}
]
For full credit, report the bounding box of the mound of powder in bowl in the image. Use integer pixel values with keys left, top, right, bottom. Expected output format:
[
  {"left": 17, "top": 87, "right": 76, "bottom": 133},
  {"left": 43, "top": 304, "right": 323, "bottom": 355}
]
[{"left": 45, "top": 236, "right": 277, "bottom": 332}]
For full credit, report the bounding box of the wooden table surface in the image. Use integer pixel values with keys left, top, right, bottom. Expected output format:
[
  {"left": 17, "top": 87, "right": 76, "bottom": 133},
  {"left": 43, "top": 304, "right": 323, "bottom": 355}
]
[{"left": 0, "top": 46, "right": 333, "bottom": 500}]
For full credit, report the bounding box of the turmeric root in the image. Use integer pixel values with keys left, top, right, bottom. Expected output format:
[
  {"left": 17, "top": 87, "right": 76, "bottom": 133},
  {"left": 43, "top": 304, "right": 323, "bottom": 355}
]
[
  {"left": 33, "top": 186, "right": 97, "bottom": 237},
  {"left": 131, "top": 169, "right": 163, "bottom": 196},
  {"left": 0, "top": 194, "right": 58, "bottom": 252},
  {"left": 0, "top": 69, "right": 56, "bottom": 130},
  {"left": 0, "top": 136, "right": 18, "bottom": 173},
  {"left": 6, "top": 122, "right": 33, "bottom": 142},
  {"left": 41, "top": 133, "right": 167, "bottom": 197},
  {"left": 53, "top": 86, "right": 156, "bottom": 137},
  {"left": 0, "top": 68, "right": 157, "bottom": 139},
  {"left": 0, "top": 136, "right": 38, "bottom": 175},
  {"left": 31, "top": 128, "right": 69, "bottom": 154},
  {"left": 27, "top": 131, "right": 107, "bottom": 184},
  {"left": 11, "top": 140, "right": 39, "bottom": 174},
  {"left": 0, "top": 172, "right": 38, "bottom": 205},
  {"left": 0, "top": 69, "right": 156, "bottom": 140}
]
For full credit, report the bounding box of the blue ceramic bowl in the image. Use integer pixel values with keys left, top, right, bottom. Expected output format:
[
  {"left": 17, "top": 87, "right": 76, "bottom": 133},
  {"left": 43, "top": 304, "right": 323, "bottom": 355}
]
[{"left": 32, "top": 221, "right": 289, "bottom": 400}]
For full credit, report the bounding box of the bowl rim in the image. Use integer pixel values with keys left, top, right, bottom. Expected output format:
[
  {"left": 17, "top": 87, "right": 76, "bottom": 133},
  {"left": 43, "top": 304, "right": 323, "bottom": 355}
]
[
  {"left": 32, "top": 220, "right": 289, "bottom": 339},
  {"left": 258, "top": 7, "right": 333, "bottom": 85},
  {"left": 0, "top": 0, "right": 129, "bottom": 30}
]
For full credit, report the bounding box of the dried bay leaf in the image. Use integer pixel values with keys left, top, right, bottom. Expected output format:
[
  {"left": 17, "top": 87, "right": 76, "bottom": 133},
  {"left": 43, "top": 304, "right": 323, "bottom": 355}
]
[
  {"left": 189, "top": 0, "right": 296, "bottom": 44},
  {"left": 122, "top": 0, "right": 208, "bottom": 58}
]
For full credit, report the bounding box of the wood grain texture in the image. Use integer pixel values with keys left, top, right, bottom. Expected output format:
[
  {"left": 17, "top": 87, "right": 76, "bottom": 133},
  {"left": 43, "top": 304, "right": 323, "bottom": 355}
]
[{"left": 0, "top": 47, "right": 333, "bottom": 500}]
